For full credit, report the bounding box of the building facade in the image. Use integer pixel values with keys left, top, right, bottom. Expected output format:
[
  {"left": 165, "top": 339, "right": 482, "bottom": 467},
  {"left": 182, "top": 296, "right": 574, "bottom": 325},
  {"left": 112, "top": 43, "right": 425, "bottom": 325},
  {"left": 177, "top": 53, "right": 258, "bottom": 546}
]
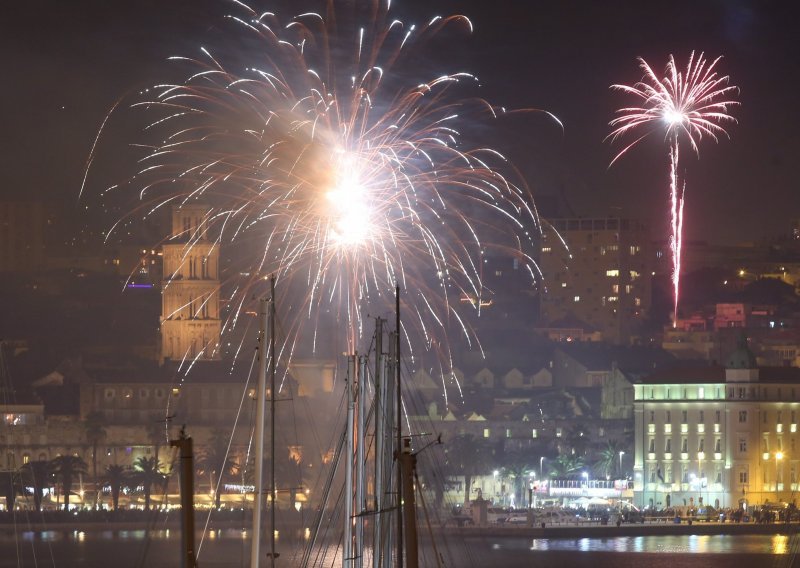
[
  {"left": 160, "top": 205, "right": 221, "bottom": 361},
  {"left": 634, "top": 348, "right": 800, "bottom": 512},
  {"left": 539, "top": 217, "right": 651, "bottom": 344}
]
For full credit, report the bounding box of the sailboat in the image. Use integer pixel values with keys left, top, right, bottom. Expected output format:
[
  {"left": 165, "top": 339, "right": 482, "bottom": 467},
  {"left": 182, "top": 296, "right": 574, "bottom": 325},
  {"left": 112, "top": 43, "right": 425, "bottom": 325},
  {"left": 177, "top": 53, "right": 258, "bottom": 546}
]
[{"left": 246, "top": 280, "right": 422, "bottom": 567}]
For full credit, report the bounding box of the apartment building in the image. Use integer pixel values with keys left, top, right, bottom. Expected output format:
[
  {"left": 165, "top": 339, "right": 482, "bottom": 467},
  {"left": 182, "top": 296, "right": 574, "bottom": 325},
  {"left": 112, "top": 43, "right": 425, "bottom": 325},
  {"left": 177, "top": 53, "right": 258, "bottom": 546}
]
[{"left": 539, "top": 217, "right": 651, "bottom": 344}]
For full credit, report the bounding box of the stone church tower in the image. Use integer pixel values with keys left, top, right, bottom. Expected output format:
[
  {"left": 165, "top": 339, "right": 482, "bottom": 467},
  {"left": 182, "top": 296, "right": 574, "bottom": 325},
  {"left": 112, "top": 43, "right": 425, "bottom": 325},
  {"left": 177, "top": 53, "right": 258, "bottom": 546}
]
[{"left": 160, "top": 204, "right": 221, "bottom": 362}]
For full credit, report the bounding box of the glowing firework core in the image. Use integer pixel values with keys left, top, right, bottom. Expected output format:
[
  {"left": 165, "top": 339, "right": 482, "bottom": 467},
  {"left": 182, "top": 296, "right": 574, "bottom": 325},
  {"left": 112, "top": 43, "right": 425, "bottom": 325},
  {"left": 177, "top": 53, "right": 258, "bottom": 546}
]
[
  {"left": 663, "top": 110, "right": 686, "bottom": 125},
  {"left": 326, "top": 168, "right": 373, "bottom": 247}
]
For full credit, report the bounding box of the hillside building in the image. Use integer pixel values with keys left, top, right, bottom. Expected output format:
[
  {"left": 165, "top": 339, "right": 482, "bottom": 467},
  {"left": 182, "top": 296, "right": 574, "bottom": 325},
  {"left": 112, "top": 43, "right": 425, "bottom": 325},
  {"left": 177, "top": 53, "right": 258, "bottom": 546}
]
[{"left": 539, "top": 217, "right": 651, "bottom": 344}]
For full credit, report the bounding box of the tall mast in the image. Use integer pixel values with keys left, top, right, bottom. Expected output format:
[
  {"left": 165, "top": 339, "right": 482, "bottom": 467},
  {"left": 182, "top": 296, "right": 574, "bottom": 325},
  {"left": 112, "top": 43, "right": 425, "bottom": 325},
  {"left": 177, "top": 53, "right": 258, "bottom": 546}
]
[
  {"left": 395, "top": 286, "right": 404, "bottom": 568},
  {"left": 250, "top": 294, "right": 268, "bottom": 567},
  {"left": 372, "top": 319, "right": 384, "bottom": 568},
  {"left": 344, "top": 355, "right": 356, "bottom": 568},
  {"left": 355, "top": 356, "right": 367, "bottom": 568},
  {"left": 269, "top": 276, "right": 277, "bottom": 567}
]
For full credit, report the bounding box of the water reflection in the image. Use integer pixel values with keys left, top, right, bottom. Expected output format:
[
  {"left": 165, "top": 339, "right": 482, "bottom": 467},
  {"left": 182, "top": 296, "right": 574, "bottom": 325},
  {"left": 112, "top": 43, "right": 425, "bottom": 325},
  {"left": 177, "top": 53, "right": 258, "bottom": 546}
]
[
  {"left": 523, "top": 534, "right": 796, "bottom": 554},
  {"left": 773, "top": 535, "right": 789, "bottom": 555}
]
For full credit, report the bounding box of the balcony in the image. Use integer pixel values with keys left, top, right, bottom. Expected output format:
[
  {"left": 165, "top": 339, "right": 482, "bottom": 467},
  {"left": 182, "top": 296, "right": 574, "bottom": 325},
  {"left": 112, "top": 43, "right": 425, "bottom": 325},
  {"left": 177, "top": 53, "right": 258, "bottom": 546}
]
[
  {"left": 648, "top": 452, "right": 656, "bottom": 461},
  {"left": 714, "top": 452, "right": 722, "bottom": 460},
  {"left": 664, "top": 452, "right": 672, "bottom": 461},
  {"left": 680, "top": 452, "right": 689, "bottom": 461}
]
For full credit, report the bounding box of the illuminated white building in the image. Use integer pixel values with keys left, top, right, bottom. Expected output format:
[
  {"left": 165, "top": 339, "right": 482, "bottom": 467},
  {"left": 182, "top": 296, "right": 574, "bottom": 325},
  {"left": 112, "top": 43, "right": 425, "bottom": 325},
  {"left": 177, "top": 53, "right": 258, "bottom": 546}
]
[{"left": 634, "top": 341, "right": 800, "bottom": 511}]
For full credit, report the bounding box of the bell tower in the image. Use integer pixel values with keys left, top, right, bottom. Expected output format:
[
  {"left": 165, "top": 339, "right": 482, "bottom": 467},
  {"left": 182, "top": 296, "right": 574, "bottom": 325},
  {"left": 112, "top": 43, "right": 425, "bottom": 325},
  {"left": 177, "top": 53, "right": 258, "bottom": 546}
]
[{"left": 160, "top": 204, "right": 221, "bottom": 362}]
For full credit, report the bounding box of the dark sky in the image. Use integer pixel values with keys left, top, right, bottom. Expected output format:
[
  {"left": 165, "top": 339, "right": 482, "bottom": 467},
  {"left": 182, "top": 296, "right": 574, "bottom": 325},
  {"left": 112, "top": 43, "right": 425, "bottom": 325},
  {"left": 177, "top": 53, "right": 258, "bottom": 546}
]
[{"left": 2, "top": 0, "right": 798, "bottom": 245}]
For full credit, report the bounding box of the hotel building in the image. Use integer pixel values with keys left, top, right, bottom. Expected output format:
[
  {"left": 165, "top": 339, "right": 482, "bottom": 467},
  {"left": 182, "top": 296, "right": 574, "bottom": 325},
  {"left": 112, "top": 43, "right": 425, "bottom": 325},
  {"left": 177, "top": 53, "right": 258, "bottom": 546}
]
[{"left": 634, "top": 342, "right": 800, "bottom": 511}]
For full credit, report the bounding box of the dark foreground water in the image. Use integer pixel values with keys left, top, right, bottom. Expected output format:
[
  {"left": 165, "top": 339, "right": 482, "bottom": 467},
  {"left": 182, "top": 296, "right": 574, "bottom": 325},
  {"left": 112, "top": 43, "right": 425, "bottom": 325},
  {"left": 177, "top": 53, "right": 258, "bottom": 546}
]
[{"left": 1, "top": 529, "right": 799, "bottom": 567}]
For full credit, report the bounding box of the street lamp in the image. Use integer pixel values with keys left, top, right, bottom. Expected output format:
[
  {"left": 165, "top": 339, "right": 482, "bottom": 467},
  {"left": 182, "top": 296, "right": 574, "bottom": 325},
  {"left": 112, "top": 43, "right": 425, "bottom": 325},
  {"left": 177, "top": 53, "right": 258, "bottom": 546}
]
[
  {"left": 619, "top": 451, "right": 625, "bottom": 476},
  {"left": 540, "top": 456, "right": 545, "bottom": 478}
]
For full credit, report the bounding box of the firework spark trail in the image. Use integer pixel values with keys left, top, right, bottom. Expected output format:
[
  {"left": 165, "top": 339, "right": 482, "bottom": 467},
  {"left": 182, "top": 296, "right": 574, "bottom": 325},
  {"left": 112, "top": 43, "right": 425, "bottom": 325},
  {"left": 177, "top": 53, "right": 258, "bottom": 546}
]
[
  {"left": 608, "top": 51, "right": 738, "bottom": 326},
  {"left": 85, "top": 0, "right": 558, "bottom": 395}
]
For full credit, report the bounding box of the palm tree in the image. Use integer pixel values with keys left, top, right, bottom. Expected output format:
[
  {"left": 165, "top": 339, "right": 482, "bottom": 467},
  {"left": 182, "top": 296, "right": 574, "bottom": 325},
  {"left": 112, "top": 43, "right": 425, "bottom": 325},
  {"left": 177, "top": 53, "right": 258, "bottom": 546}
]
[
  {"left": 501, "top": 451, "right": 535, "bottom": 507},
  {"left": 0, "top": 470, "right": 21, "bottom": 511},
  {"left": 83, "top": 412, "right": 107, "bottom": 507},
  {"left": 145, "top": 421, "right": 168, "bottom": 463},
  {"left": 547, "top": 453, "right": 585, "bottom": 480},
  {"left": 131, "top": 456, "right": 166, "bottom": 510},
  {"left": 21, "top": 460, "right": 53, "bottom": 511},
  {"left": 445, "top": 434, "right": 489, "bottom": 504},
  {"left": 196, "top": 430, "right": 240, "bottom": 510},
  {"left": 594, "top": 439, "right": 625, "bottom": 478},
  {"left": 273, "top": 453, "right": 304, "bottom": 510},
  {"left": 102, "top": 464, "right": 129, "bottom": 510},
  {"left": 52, "top": 454, "right": 89, "bottom": 510}
]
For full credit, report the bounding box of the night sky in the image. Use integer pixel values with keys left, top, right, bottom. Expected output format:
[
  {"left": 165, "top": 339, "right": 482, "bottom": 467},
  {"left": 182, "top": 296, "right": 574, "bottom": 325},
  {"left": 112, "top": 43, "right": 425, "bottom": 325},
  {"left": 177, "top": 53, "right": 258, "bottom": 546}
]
[{"left": 3, "top": 0, "right": 798, "bottom": 245}]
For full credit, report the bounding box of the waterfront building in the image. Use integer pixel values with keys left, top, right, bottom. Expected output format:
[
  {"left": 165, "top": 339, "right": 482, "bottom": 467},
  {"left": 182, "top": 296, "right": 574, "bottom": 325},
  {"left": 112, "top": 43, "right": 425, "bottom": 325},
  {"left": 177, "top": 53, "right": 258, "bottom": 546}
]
[{"left": 633, "top": 340, "right": 800, "bottom": 511}]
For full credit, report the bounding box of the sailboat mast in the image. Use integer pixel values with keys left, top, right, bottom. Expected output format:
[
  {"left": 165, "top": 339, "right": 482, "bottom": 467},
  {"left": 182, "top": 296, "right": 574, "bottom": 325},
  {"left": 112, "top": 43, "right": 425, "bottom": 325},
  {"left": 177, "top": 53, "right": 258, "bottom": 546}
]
[
  {"left": 269, "top": 275, "right": 277, "bottom": 567},
  {"left": 395, "top": 286, "right": 404, "bottom": 568},
  {"left": 250, "top": 294, "right": 268, "bottom": 567},
  {"left": 372, "top": 319, "right": 384, "bottom": 568},
  {"left": 355, "top": 355, "right": 367, "bottom": 568},
  {"left": 344, "top": 355, "right": 356, "bottom": 568}
]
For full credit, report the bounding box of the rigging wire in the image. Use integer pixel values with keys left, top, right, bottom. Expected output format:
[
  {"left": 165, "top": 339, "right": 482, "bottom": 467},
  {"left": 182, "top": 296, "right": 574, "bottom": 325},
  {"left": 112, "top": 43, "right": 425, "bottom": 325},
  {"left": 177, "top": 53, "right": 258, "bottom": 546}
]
[{"left": 196, "top": 347, "right": 258, "bottom": 560}]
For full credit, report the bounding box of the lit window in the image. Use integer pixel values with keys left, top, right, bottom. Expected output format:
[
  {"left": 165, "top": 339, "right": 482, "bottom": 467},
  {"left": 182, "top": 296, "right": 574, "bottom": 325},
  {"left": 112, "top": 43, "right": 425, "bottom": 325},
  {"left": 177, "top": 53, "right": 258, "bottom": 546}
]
[
  {"left": 574, "top": 296, "right": 580, "bottom": 302},
  {"left": 483, "top": 428, "right": 490, "bottom": 438},
  {"left": 556, "top": 427, "right": 563, "bottom": 438},
  {"left": 606, "top": 269, "right": 619, "bottom": 277},
  {"left": 611, "top": 284, "right": 619, "bottom": 293},
  {"left": 625, "top": 285, "right": 633, "bottom": 294},
  {"left": 542, "top": 247, "right": 552, "bottom": 253},
  {"left": 561, "top": 282, "right": 567, "bottom": 288},
  {"left": 629, "top": 270, "right": 640, "bottom": 280},
  {"left": 505, "top": 428, "right": 512, "bottom": 438},
  {"left": 698, "top": 387, "right": 705, "bottom": 399},
  {"left": 532, "top": 429, "right": 538, "bottom": 438}
]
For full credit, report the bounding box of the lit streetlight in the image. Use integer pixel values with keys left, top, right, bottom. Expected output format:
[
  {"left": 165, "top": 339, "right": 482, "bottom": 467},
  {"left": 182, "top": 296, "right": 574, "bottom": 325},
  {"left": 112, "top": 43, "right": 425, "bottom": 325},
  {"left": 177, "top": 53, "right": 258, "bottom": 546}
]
[
  {"left": 619, "top": 451, "right": 625, "bottom": 476},
  {"left": 539, "top": 456, "right": 545, "bottom": 478}
]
